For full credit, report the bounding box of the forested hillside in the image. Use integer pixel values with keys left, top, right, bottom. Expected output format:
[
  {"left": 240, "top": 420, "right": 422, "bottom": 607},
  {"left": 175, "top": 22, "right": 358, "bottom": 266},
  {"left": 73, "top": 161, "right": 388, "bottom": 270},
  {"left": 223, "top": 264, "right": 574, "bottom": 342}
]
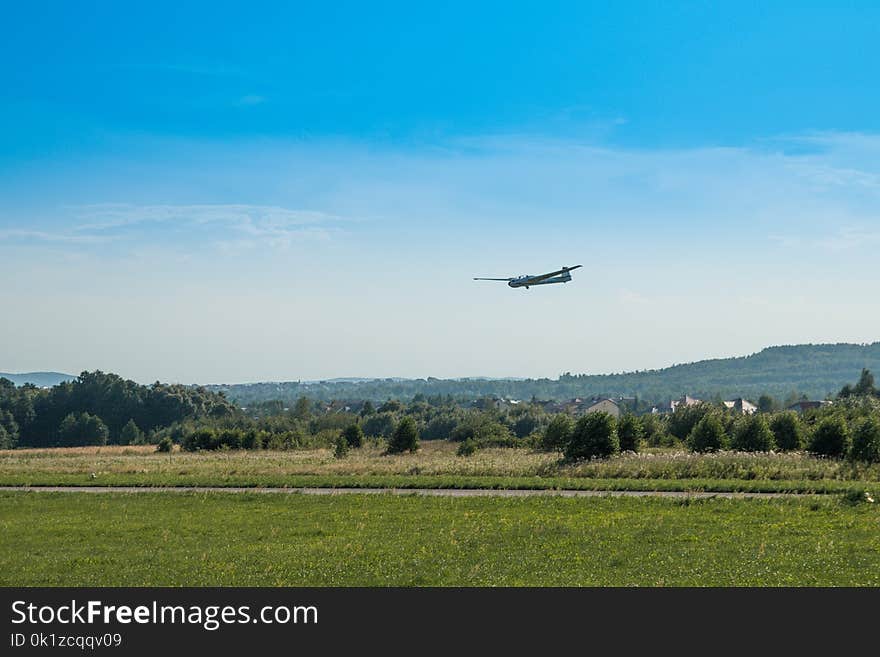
[{"left": 209, "top": 343, "right": 880, "bottom": 404}]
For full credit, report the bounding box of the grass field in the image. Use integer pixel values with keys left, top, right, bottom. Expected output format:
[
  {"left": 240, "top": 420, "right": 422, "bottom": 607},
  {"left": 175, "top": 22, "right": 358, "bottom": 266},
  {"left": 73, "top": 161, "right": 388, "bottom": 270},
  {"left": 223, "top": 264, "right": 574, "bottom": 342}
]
[
  {"left": 2, "top": 491, "right": 878, "bottom": 586},
  {"left": 2, "top": 443, "right": 880, "bottom": 494}
]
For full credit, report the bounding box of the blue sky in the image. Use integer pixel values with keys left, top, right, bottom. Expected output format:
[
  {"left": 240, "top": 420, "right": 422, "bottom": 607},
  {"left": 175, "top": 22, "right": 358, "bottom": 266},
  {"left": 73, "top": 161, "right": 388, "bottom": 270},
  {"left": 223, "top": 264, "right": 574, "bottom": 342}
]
[{"left": 2, "top": 2, "right": 879, "bottom": 383}]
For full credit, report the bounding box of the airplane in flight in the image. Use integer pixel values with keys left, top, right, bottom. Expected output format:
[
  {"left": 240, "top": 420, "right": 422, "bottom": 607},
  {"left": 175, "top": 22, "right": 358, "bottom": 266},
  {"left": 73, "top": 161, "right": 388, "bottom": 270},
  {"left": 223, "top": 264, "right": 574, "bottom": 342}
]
[{"left": 474, "top": 265, "right": 583, "bottom": 289}]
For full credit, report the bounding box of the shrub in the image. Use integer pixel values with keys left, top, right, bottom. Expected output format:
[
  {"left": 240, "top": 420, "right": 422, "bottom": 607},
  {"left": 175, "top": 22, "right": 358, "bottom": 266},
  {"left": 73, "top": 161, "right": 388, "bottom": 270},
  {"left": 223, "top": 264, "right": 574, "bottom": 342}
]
[
  {"left": 769, "top": 412, "right": 804, "bottom": 451},
  {"left": 564, "top": 412, "right": 618, "bottom": 461},
  {"left": 808, "top": 416, "right": 850, "bottom": 458},
  {"left": 542, "top": 414, "right": 574, "bottom": 452},
  {"left": 387, "top": 416, "right": 419, "bottom": 454},
  {"left": 342, "top": 423, "right": 365, "bottom": 448},
  {"left": 217, "top": 428, "right": 243, "bottom": 450},
  {"left": 730, "top": 414, "right": 775, "bottom": 452},
  {"left": 641, "top": 414, "right": 669, "bottom": 447},
  {"left": 119, "top": 419, "right": 144, "bottom": 445},
  {"left": 334, "top": 434, "right": 349, "bottom": 459},
  {"left": 241, "top": 429, "right": 265, "bottom": 450},
  {"left": 156, "top": 437, "right": 174, "bottom": 453},
  {"left": 421, "top": 414, "right": 461, "bottom": 440},
  {"left": 182, "top": 428, "right": 217, "bottom": 451},
  {"left": 456, "top": 438, "right": 478, "bottom": 457},
  {"left": 512, "top": 413, "right": 544, "bottom": 439},
  {"left": 668, "top": 403, "right": 716, "bottom": 441},
  {"left": 363, "top": 412, "right": 397, "bottom": 439},
  {"left": 617, "top": 415, "right": 643, "bottom": 452},
  {"left": 265, "top": 433, "right": 290, "bottom": 450},
  {"left": 686, "top": 414, "right": 726, "bottom": 453},
  {"left": 450, "top": 414, "right": 511, "bottom": 444},
  {"left": 849, "top": 416, "right": 880, "bottom": 463}
]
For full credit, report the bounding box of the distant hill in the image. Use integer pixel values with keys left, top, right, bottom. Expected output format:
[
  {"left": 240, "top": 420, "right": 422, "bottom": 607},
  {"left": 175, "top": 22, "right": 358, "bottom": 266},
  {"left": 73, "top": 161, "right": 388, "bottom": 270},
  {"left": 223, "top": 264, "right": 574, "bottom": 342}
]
[
  {"left": 0, "top": 372, "right": 76, "bottom": 388},
  {"left": 208, "top": 342, "right": 880, "bottom": 405}
]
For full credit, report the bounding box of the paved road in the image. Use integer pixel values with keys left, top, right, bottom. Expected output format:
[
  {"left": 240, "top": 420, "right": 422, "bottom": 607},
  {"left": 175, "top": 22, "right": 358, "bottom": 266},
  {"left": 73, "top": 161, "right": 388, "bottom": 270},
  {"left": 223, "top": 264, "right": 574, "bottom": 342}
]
[{"left": 0, "top": 485, "right": 810, "bottom": 498}]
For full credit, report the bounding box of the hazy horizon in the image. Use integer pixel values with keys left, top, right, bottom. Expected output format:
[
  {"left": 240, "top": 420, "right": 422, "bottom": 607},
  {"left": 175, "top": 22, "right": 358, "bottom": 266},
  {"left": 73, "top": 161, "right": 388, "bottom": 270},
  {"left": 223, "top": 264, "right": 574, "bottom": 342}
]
[{"left": 3, "top": 4, "right": 880, "bottom": 384}]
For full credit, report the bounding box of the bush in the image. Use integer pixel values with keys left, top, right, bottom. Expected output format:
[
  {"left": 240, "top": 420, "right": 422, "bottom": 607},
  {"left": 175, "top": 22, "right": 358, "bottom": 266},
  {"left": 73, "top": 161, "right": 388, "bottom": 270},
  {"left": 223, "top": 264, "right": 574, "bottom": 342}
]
[
  {"left": 770, "top": 412, "right": 804, "bottom": 451},
  {"left": 668, "top": 403, "right": 716, "bottom": 441},
  {"left": 217, "top": 428, "right": 243, "bottom": 450},
  {"left": 342, "top": 423, "right": 364, "bottom": 448},
  {"left": 363, "top": 412, "right": 397, "bottom": 439},
  {"left": 241, "top": 429, "right": 265, "bottom": 450},
  {"left": 511, "top": 413, "right": 544, "bottom": 439},
  {"left": 808, "top": 416, "right": 850, "bottom": 458},
  {"left": 334, "top": 434, "right": 349, "bottom": 459},
  {"left": 265, "top": 433, "right": 290, "bottom": 450},
  {"left": 156, "top": 437, "right": 174, "bottom": 453},
  {"left": 421, "top": 414, "right": 461, "bottom": 440},
  {"left": 617, "top": 415, "right": 643, "bottom": 452},
  {"left": 387, "top": 416, "right": 419, "bottom": 454},
  {"left": 456, "top": 438, "right": 478, "bottom": 457},
  {"left": 686, "top": 414, "right": 726, "bottom": 453},
  {"left": 119, "top": 419, "right": 144, "bottom": 445},
  {"left": 542, "top": 414, "right": 573, "bottom": 452},
  {"left": 641, "top": 413, "right": 669, "bottom": 447},
  {"left": 564, "top": 412, "right": 618, "bottom": 461},
  {"left": 730, "top": 414, "right": 775, "bottom": 452},
  {"left": 182, "top": 428, "right": 217, "bottom": 451},
  {"left": 450, "top": 414, "right": 512, "bottom": 444},
  {"left": 849, "top": 416, "right": 880, "bottom": 463}
]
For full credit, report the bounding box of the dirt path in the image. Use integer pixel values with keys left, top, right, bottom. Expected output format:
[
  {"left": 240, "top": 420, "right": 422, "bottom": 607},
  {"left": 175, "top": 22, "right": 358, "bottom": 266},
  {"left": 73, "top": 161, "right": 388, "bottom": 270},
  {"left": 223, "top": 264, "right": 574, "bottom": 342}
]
[{"left": 0, "top": 485, "right": 810, "bottom": 498}]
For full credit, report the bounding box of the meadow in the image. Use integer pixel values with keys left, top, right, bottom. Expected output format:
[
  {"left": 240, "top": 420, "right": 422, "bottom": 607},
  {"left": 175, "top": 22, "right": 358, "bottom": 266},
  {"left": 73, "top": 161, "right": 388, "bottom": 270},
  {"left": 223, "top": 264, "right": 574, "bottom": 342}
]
[
  {"left": 1, "top": 491, "right": 878, "bottom": 586},
  {"left": 2, "top": 442, "right": 879, "bottom": 494}
]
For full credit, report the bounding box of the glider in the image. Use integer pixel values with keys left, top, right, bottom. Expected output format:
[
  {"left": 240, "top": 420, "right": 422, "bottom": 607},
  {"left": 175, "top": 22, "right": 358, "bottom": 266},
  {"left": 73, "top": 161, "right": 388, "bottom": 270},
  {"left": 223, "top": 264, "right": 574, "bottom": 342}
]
[{"left": 474, "top": 265, "right": 582, "bottom": 289}]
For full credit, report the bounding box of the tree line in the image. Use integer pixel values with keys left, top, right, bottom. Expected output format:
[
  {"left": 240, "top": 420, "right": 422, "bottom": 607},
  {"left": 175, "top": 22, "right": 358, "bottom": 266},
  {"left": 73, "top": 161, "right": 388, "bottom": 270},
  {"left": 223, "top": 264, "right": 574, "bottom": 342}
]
[{"left": 0, "top": 371, "right": 237, "bottom": 448}]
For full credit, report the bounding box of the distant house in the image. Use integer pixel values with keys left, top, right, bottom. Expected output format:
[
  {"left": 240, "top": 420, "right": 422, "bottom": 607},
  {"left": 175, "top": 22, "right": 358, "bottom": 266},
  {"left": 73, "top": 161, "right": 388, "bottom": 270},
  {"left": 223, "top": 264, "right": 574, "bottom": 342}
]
[
  {"left": 576, "top": 398, "right": 621, "bottom": 419},
  {"left": 723, "top": 398, "right": 758, "bottom": 414},
  {"left": 787, "top": 400, "right": 833, "bottom": 413},
  {"left": 656, "top": 395, "right": 703, "bottom": 413}
]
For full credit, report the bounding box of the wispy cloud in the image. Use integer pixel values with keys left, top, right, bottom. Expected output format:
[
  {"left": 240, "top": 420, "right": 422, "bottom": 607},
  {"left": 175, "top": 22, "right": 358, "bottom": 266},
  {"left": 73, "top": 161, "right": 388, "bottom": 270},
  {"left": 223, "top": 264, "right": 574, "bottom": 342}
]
[
  {"left": 0, "top": 204, "right": 346, "bottom": 252},
  {"left": 73, "top": 203, "right": 337, "bottom": 231},
  {"left": 0, "top": 229, "right": 114, "bottom": 244}
]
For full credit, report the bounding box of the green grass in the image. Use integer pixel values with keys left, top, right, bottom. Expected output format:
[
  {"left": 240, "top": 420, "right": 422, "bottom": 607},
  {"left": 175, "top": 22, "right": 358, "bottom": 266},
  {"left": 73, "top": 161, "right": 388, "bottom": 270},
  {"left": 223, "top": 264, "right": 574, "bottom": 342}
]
[{"left": 1, "top": 491, "right": 879, "bottom": 586}]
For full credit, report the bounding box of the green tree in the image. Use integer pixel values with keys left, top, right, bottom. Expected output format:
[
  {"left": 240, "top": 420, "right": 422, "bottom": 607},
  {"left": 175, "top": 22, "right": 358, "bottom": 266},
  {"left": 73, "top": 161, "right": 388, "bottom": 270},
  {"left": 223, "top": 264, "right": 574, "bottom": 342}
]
[
  {"left": 378, "top": 399, "right": 403, "bottom": 413},
  {"left": 731, "top": 414, "right": 775, "bottom": 452},
  {"left": 808, "top": 415, "right": 850, "bottom": 458},
  {"left": 849, "top": 416, "right": 880, "bottom": 463},
  {"left": 450, "top": 414, "right": 512, "bottom": 445},
  {"left": 341, "top": 423, "right": 364, "bottom": 448},
  {"left": 616, "top": 414, "right": 643, "bottom": 452},
  {"left": 757, "top": 394, "right": 778, "bottom": 413},
  {"left": 854, "top": 368, "right": 876, "bottom": 396},
  {"left": 359, "top": 400, "right": 376, "bottom": 417},
  {"left": 293, "top": 396, "right": 312, "bottom": 421},
  {"left": 58, "top": 412, "right": 109, "bottom": 447},
  {"left": 668, "top": 403, "right": 715, "bottom": 440},
  {"left": 542, "top": 414, "right": 573, "bottom": 452},
  {"left": 387, "top": 416, "right": 419, "bottom": 454},
  {"left": 119, "top": 419, "right": 144, "bottom": 445},
  {"left": 769, "top": 412, "right": 804, "bottom": 451},
  {"left": 564, "top": 412, "right": 618, "bottom": 461},
  {"left": 0, "top": 424, "right": 11, "bottom": 450},
  {"left": 686, "top": 414, "right": 726, "bottom": 453},
  {"left": 0, "top": 410, "right": 19, "bottom": 449},
  {"left": 362, "top": 412, "right": 397, "bottom": 438},
  {"left": 334, "top": 434, "right": 350, "bottom": 459}
]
